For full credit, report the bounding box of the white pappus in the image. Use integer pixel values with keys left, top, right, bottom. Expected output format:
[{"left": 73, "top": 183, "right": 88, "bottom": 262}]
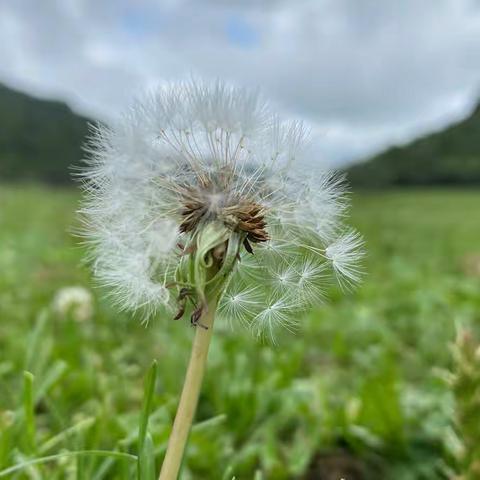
[{"left": 78, "top": 79, "right": 364, "bottom": 339}]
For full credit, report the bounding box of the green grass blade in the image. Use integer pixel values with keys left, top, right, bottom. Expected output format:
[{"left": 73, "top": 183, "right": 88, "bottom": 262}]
[
  {"left": 91, "top": 458, "right": 114, "bottom": 480},
  {"left": 39, "top": 417, "right": 95, "bottom": 454},
  {"left": 221, "top": 465, "right": 234, "bottom": 480},
  {"left": 91, "top": 441, "right": 132, "bottom": 480},
  {"left": 0, "top": 450, "right": 138, "bottom": 478},
  {"left": 254, "top": 470, "right": 264, "bottom": 480},
  {"left": 76, "top": 453, "right": 86, "bottom": 480},
  {"left": 23, "top": 371, "right": 36, "bottom": 454},
  {"left": 138, "top": 433, "right": 156, "bottom": 480},
  {"left": 25, "top": 311, "right": 47, "bottom": 372},
  {"left": 118, "top": 441, "right": 132, "bottom": 480},
  {"left": 138, "top": 360, "right": 157, "bottom": 452},
  {"left": 137, "top": 361, "right": 158, "bottom": 479},
  {"left": 191, "top": 413, "right": 227, "bottom": 433},
  {"left": 34, "top": 360, "right": 68, "bottom": 405}
]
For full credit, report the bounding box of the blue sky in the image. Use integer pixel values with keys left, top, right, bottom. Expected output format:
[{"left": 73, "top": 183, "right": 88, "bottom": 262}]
[
  {"left": 0, "top": 0, "right": 479, "bottom": 166},
  {"left": 225, "top": 16, "right": 259, "bottom": 48}
]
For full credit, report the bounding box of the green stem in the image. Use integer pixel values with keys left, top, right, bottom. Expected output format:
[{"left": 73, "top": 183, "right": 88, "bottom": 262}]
[
  {"left": 158, "top": 296, "right": 218, "bottom": 480},
  {"left": 0, "top": 451, "right": 137, "bottom": 477}
]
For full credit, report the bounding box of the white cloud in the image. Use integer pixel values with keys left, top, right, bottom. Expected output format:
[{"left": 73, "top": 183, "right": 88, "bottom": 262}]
[{"left": 1, "top": 0, "right": 479, "bottom": 165}]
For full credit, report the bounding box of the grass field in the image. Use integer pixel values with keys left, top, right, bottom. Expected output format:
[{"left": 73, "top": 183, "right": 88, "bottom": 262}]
[{"left": 0, "top": 185, "right": 479, "bottom": 479}]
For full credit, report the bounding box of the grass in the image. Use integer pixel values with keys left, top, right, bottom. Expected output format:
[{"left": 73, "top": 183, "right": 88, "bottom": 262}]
[{"left": 0, "top": 184, "right": 479, "bottom": 479}]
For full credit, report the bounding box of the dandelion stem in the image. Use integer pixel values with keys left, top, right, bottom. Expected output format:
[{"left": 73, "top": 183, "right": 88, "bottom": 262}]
[{"left": 159, "top": 296, "right": 218, "bottom": 480}]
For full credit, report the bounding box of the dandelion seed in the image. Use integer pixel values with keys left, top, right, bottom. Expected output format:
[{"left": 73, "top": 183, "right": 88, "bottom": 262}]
[
  {"left": 326, "top": 229, "right": 365, "bottom": 288},
  {"left": 218, "top": 285, "right": 263, "bottom": 327},
  {"left": 252, "top": 298, "right": 300, "bottom": 343},
  {"left": 270, "top": 264, "right": 298, "bottom": 296},
  {"left": 295, "top": 258, "right": 327, "bottom": 305}
]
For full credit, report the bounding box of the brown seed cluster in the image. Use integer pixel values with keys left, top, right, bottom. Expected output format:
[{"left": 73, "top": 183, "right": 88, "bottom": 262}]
[
  {"left": 231, "top": 203, "right": 269, "bottom": 243},
  {"left": 179, "top": 198, "right": 269, "bottom": 250},
  {"left": 178, "top": 200, "right": 207, "bottom": 234}
]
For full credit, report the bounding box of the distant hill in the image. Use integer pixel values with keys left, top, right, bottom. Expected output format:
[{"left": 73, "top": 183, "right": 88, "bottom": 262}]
[
  {"left": 0, "top": 83, "right": 91, "bottom": 183},
  {"left": 2, "top": 82, "right": 479, "bottom": 187},
  {"left": 346, "top": 102, "right": 480, "bottom": 187}
]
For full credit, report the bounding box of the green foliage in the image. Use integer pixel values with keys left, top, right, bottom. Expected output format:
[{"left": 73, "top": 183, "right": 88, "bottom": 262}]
[
  {"left": 447, "top": 330, "right": 480, "bottom": 479},
  {"left": 22, "top": 372, "right": 36, "bottom": 455},
  {"left": 0, "top": 185, "right": 479, "bottom": 478},
  {"left": 347, "top": 103, "right": 480, "bottom": 187},
  {"left": 138, "top": 361, "right": 158, "bottom": 480},
  {"left": 0, "top": 84, "right": 90, "bottom": 184}
]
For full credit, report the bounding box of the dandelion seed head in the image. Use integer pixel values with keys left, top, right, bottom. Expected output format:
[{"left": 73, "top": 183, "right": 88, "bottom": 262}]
[
  {"left": 53, "top": 286, "right": 94, "bottom": 322},
  {"left": 79, "top": 79, "right": 363, "bottom": 337}
]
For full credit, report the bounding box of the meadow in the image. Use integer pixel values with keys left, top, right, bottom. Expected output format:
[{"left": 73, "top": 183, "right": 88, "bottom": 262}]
[{"left": 0, "top": 185, "right": 479, "bottom": 479}]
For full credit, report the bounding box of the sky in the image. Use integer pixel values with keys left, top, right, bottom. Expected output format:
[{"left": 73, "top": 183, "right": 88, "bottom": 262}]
[{"left": 1, "top": 0, "right": 480, "bottom": 166}]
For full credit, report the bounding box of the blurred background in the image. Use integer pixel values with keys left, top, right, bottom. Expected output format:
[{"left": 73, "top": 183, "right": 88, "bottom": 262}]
[{"left": 0, "top": 1, "right": 479, "bottom": 479}]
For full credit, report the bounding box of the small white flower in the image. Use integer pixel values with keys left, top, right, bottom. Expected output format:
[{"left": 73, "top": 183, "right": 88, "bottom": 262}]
[
  {"left": 53, "top": 286, "right": 94, "bottom": 322},
  {"left": 79, "top": 79, "right": 363, "bottom": 337}
]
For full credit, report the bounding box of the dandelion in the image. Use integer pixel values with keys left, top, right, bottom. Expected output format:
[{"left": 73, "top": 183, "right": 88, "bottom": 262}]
[
  {"left": 78, "top": 79, "right": 363, "bottom": 480},
  {"left": 52, "top": 286, "right": 94, "bottom": 322}
]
